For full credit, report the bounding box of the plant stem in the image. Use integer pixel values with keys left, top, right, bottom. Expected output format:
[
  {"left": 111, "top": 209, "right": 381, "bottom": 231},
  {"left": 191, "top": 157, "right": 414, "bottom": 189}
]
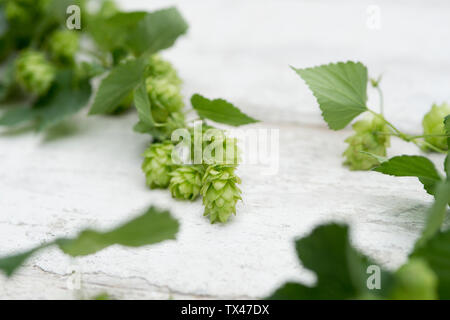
[
  {"left": 368, "top": 109, "right": 447, "bottom": 154},
  {"left": 376, "top": 86, "right": 384, "bottom": 115},
  {"left": 408, "top": 133, "right": 450, "bottom": 139}
]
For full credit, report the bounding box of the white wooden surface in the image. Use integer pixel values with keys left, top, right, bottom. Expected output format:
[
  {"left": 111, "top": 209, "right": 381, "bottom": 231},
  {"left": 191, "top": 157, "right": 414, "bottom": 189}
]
[{"left": 1, "top": 0, "right": 450, "bottom": 299}]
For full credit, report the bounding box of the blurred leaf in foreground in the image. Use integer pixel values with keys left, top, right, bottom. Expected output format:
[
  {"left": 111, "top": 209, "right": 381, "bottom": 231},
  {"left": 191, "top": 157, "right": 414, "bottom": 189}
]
[{"left": 0, "top": 206, "right": 179, "bottom": 277}]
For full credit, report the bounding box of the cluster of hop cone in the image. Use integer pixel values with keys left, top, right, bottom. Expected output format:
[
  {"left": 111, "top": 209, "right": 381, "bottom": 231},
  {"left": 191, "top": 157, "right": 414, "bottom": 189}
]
[{"left": 141, "top": 56, "right": 242, "bottom": 224}]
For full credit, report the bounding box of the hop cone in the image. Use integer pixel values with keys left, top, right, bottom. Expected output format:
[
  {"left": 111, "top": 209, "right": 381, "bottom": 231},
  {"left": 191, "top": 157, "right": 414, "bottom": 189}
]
[
  {"left": 146, "top": 78, "right": 184, "bottom": 117},
  {"left": 391, "top": 258, "right": 437, "bottom": 300},
  {"left": 169, "top": 165, "right": 204, "bottom": 200},
  {"left": 422, "top": 103, "right": 450, "bottom": 151},
  {"left": 5, "top": 1, "right": 30, "bottom": 24},
  {"left": 201, "top": 165, "right": 242, "bottom": 223},
  {"left": 142, "top": 141, "right": 175, "bottom": 189},
  {"left": 146, "top": 55, "right": 182, "bottom": 86},
  {"left": 5, "top": 0, "right": 48, "bottom": 25},
  {"left": 15, "top": 50, "right": 56, "bottom": 96},
  {"left": 343, "top": 116, "right": 390, "bottom": 170},
  {"left": 190, "top": 127, "right": 240, "bottom": 165},
  {"left": 49, "top": 30, "right": 79, "bottom": 64}
]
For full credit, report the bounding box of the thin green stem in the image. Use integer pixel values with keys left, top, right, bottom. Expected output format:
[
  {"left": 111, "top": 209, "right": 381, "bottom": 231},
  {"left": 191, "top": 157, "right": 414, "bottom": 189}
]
[
  {"left": 376, "top": 86, "right": 384, "bottom": 115},
  {"left": 419, "top": 140, "right": 446, "bottom": 154},
  {"left": 408, "top": 133, "right": 450, "bottom": 139},
  {"left": 368, "top": 109, "right": 403, "bottom": 137},
  {"left": 367, "top": 108, "right": 447, "bottom": 154}
]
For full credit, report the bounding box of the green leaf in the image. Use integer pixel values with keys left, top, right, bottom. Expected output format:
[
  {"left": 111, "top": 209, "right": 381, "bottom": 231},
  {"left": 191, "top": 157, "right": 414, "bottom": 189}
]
[
  {"left": 360, "top": 151, "right": 388, "bottom": 164},
  {"left": 296, "top": 224, "right": 355, "bottom": 297},
  {"left": 0, "top": 206, "right": 179, "bottom": 277},
  {"left": 415, "top": 181, "right": 450, "bottom": 249},
  {"left": 0, "top": 56, "right": 16, "bottom": 101},
  {"left": 0, "top": 105, "right": 34, "bottom": 126},
  {"left": 411, "top": 229, "right": 450, "bottom": 299},
  {"left": 87, "top": 11, "right": 147, "bottom": 53},
  {"left": 89, "top": 58, "right": 146, "bottom": 115},
  {"left": 133, "top": 120, "right": 150, "bottom": 134},
  {"left": 373, "top": 155, "right": 442, "bottom": 196},
  {"left": 190, "top": 94, "right": 259, "bottom": 126},
  {"left": 268, "top": 223, "right": 392, "bottom": 300},
  {"left": 268, "top": 282, "right": 320, "bottom": 300},
  {"left": 126, "top": 7, "right": 188, "bottom": 56},
  {"left": 133, "top": 81, "right": 156, "bottom": 127},
  {"left": 34, "top": 71, "right": 91, "bottom": 131},
  {"left": 292, "top": 61, "right": 368, "bottom": 130},
  {"left": 0, "top": 72, "right": 91, "bottom": 130},
  {"left": 47, "top": 0, "right": 85, "bottom": 24},
  {"left": 0, "top": 247, "right": 46, "bottom": 277},
  {"left": 445, "top": 154, "right": 450, "bottom": 181},
  {"left": 0, "top": 8, "right": 7, "bottom": 37},
  {"left": 133, "top": 121, "right": 166, "bottom": 141}
]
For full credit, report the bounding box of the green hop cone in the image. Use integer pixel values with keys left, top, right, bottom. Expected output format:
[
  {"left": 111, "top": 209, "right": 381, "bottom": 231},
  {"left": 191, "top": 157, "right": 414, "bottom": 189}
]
[
  {"left": 5, "top": 1, "right": 30, "bottom": 24},
  {"left": 390, "top": 258, "right": 438, "bottom": 300},
  {"left": 343, "top": 115, "right": 391, "bottom": 170},
  {"left": 5, "top": 0, "right": 49, "bottom": 25},
  {"left": 142, "top": 141, "right": 175, "bottom": 189},
  {"left": 49, "top": 30, "right": 80, "bottom": 64},
  {"left": 146, "top": 55, "right": 182, "bottom": 86},
  {"left": 15, "top": 50, "right": 56, "bottom": 96},
  {"left": 191, "top": 127, "right": 240, "bottom": 165},
  {"left": 205, "top": 135, "right": 240, "bottom": 165},
  {"left": 422, "top": 102, "right": 450, "bottom": 151},
  {"left": 201, "top": 165, "right": 242, "bottom": 223},
  {"left": 146, "top": 77, "right": 184, "bottom": 120},
  {"left": 169, "top": 165, "right": 204, "bottom": 200}
]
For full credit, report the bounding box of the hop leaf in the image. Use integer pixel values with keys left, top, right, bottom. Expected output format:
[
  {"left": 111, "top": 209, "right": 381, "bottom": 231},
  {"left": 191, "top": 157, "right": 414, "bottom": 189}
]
[
  {"left": 343, "top": 115, "right": 391, "bottom": 170},
  {"left": 142, "top": 141, "right": 175, "bottom": 188},
  {"left": 15, "top": 50, "right": 56, "bottom": 96},
  {"left": 201, "top": 165, "right": 242, "bottom": 223},
  {"left": 49, "top": 30, "right": 80, "bottom": 64},
  {"left": 169, "top": 165, "right": 204, "bottom": 200},
  {"left": 422, "top": 103, "right": 450, "bottom": 151}
]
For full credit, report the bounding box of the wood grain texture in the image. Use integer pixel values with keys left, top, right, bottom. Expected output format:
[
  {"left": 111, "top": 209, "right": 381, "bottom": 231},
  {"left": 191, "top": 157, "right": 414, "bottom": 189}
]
[{"left": 1, "top": 0, "right": 450, "bottom": 299}]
